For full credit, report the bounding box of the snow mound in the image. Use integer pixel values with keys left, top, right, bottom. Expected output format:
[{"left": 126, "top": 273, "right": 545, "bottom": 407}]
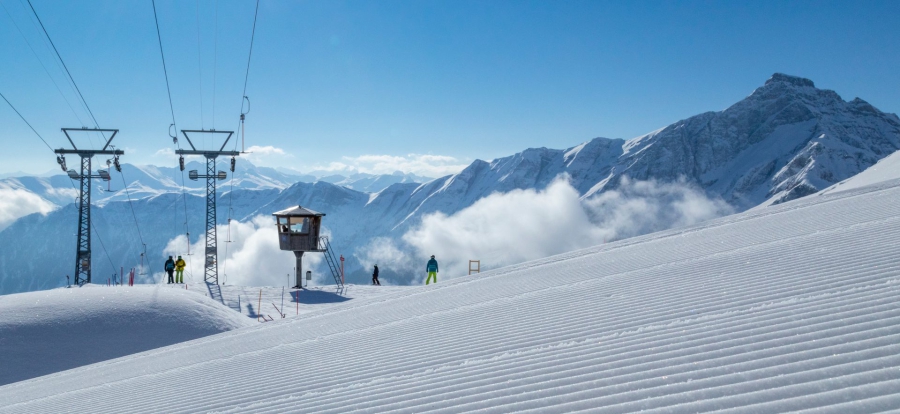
[
  {"left": 3, "top": 181, "right": 900, "bottom": 411},
  {"left": 0, "top": 285, "right": 254, "bottom": 386}
]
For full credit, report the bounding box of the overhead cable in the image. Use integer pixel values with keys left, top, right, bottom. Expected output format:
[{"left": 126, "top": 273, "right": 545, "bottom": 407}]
[
  {"left": 0, "top": 90, "right": 54, "bottom": 152},
  {"left": 151, "top": 0, "right": 194, "bottom": 277},
  {"left": 150, "top": 0, "right": 179, "bottom": 137},
  {"left": 223, "top": 0, "right": 261, "bottom": 278},
  {"left": 25, "top": 0, "right": 100, "bottom": 129},
  {"left": 0, "top": 1, "right": 87, "bottom": 127}
]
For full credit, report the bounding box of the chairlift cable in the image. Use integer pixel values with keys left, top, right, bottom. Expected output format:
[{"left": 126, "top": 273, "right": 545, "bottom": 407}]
[
  {"left": 195, "top": 0, "right": 205, "bottom": 130},
  {"left": 151, "top": 0, "right": 194, "bottom": 262},
  {"left": 118, "top": 169, "right": 147, "bottom": 250},
  {"left": 18, "top": 0, "right": 92, "bottom": 129},
  {"left": 0, "top": 90, "right": 54, "bottom": 152},
  {"left": 25, "top": 0, "right": 101, "bottom": 131},
  {"left": 239, "top": 0, "right": 260, "bottom": 113},
  {"left": 150, "top": 0, "right": 179, "bottom": 141},
  {"left": 85, "top": 201, "right": 118, "bottom": 280},
  {"left": 1, "top": 1, "right": 88, "bottom": 128},
  {"left": 222, "top": 0, "right": 260, "bottom": 279},
  {"left": 212, "top": 0, "right": 218, "bottom": 129}
]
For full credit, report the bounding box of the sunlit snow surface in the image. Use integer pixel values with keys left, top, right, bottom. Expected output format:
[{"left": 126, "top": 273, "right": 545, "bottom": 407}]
[{"left": 3, "top": 180, "right": 900, "bottom": 412}]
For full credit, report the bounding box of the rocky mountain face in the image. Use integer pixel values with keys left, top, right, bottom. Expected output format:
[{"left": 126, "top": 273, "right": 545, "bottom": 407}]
[
  {"left": 616, "top": 73, "right": 900, "bottom": 208},
  {"left": 387, "top": 75, "right": 900, "bottom": 221},
  {"left": 2, "top": 74, "right": 899, "bottom": 293}
]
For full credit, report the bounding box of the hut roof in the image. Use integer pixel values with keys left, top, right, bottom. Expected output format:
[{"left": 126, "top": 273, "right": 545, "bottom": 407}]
[{"left": 272, "top": 205, "right": 326, "bottom": 217}]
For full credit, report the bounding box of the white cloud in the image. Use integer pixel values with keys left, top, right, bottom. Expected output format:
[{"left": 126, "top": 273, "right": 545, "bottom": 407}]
[
  {"left": 582, "top": 176, "right": 733, "bottom": 240},
  {"left": 243, "top": 145, "right": 292, "bottom": 164},
  {"left": 155, "top": 215, "right": 327, "bottom": 287},
  {"left": 153, "top": 147, "right": 202, "bottom": 161},
  {"left": 0, "top": 189, "right": 56, "bottom": 230},
  {"left": 154, "top": 148, "right": 175, "bottom": 157},
  {"left": 45, "top": 188, "right": 79, "bottom": 200},
  {"left": 399, "top": 176, "right": 732, "bottom": 279},
  {"left": 353, "top": 237, "right": 416, "bottom": 284},
  {"left": 310, "top": 154, "right": 468, "bottom": 178},
  {"left": 246, "top": 145, "right": 287, "bottom": 156}
]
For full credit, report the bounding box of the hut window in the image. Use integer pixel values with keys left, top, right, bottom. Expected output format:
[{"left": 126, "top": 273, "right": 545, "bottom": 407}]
[
  {"left": 289, "top": 217, "right": 310, "bottom": 234},
  {"left": 277, "top": 217, "right": 290, "bottom": 233}
]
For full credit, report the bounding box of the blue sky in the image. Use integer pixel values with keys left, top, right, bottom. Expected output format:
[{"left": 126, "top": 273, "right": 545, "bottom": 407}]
[{"left": 1, "top": 0, "right": 898, "bottom": 177}]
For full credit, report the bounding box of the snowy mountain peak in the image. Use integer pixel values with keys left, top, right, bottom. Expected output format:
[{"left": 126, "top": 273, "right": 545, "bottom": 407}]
[{"left": 764, "top": 72, "right": 816, "bottom": 88}]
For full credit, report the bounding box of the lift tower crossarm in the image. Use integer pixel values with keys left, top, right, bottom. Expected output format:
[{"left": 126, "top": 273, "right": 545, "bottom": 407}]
[
  {"left": 175, "top": 150, "right": 240, "bottom": 156},
  {"left": 54, "top": 128, "right": 122, "bottom": 287},
  {"left": 174, "top": 129, "right": 238, "bottom": 286},
  {"left": 55, "top": 149, "right": 124, "bottom": 155},
  {"left": 61, "top": 128, "right": 119, "bottom": 151},
  {"left": 179, "top": 129, "right": 234, "bottom": 152}
]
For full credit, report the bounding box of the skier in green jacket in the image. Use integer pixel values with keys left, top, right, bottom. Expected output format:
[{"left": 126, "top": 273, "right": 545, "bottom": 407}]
[{"left": 426, "top": 255, "right": 438, "bottom": 285}]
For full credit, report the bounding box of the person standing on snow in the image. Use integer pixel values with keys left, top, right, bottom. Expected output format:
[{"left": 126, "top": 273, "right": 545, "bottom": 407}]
[
  {"left": 372, "top": 264, "right": 381, "bottom": 285},
  {"left": 164, "top": 256, "right": 176, "bottom": 284},
  {"left": 426, "top": 255, "right": 439, "bottom": 285},
  {"left": 175, "top": 255, "right": 186, "bottom": 283}
]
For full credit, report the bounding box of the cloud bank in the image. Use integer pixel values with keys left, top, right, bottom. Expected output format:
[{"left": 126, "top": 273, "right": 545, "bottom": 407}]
[
  {"left": 146, "top": 177, "right": 732, "bottom": 287},
  {"left": 154, "top": 215, "right": 326, "bottom": 287},
  {"left": 244, "top": 145, "right": 292, "bottom": 164},
  {"left": 386, "top": 177, "right": 732, "bottom": 280},
  {"left": 0, "top": 189, "right": 56, "bottom": 230},
  {"left": 312, "top": 154, "right": 468, "bottom": 178}
]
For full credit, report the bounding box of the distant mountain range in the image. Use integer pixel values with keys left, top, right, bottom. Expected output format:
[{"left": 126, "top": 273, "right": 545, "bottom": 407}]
[
  {"left": 0, "top": 161, "right": 433, "bottom": 209},
  {"left": 1, "top": 73, "right": 899, "bottom": 294}
]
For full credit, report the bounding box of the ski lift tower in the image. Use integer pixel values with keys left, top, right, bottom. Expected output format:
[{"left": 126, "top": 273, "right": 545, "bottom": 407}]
[
  {"left": 54, "top": 128, "right": 123, "bottom": 286},
  {"left": 175, "top": 129, "right": 239, "bottom": 285}
]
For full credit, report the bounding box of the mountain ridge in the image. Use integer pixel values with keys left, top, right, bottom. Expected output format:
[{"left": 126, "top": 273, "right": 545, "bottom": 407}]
[{"left": 2, "top": 73, "right": 899, "bottom": 293}]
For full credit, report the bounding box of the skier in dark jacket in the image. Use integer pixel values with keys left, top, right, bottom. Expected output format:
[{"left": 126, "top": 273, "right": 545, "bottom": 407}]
[
  {"left": 426, "top": 255, "right": 438, "bottom": 285},
  {"left": 372, "top": 264, "right": 381, "bottom": 285},
  {"left": 164, "top": 256, "right": 176, "bottom": 284}
]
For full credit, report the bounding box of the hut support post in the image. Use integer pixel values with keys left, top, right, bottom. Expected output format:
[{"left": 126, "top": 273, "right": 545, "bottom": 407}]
[{"left": 294, "top": 251, "right": 304, "bottom": 289}]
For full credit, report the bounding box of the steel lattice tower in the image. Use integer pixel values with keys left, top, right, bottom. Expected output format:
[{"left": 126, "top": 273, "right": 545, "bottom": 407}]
[
  {"left": 74, "top": 155, "right": 92, "bottom": 285},
  {"left": 55, "top": 128, "right": 122, "bottom": 286},
  {"left": 177, "top": 130, "right": 238, "bottom": 285}
]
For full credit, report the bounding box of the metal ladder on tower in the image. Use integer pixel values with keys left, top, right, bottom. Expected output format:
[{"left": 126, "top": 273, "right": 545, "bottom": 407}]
[{"left": 318, "top": 236, "right": 344, "bottom": 287}]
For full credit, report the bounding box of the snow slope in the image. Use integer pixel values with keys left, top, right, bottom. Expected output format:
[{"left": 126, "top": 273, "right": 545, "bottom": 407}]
[
  {"left": 0, "top": 285, "right": 253, "bottom": 386},
  {"left": 3, "top": 172, "right": 900, "bottom": 411},
  {"left": 820, "top": 149, "right": 900, "bottom": 195}
]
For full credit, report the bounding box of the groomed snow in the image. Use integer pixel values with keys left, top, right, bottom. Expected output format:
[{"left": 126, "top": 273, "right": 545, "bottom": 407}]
[
  {"left": 0, "top": 285, "right": 254, "bottom": 386},
  {"left": 3, "top": 180, "right": 900, "bottom": 412}
]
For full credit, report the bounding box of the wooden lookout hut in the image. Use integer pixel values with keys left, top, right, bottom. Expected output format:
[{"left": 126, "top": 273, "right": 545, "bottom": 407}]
[{"left": 273, "top": 205, "right": 326, "bottom": 288}]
